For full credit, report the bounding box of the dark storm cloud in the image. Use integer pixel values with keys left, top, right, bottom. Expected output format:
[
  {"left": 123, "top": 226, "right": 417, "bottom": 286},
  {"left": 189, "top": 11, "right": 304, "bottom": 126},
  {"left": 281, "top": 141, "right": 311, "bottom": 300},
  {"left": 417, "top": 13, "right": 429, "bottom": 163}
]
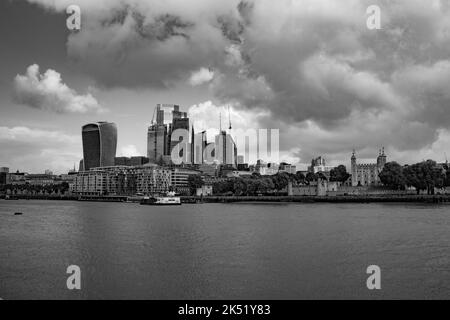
[{"left": 25, "top": 0, "right": 450, "bottom": 163}]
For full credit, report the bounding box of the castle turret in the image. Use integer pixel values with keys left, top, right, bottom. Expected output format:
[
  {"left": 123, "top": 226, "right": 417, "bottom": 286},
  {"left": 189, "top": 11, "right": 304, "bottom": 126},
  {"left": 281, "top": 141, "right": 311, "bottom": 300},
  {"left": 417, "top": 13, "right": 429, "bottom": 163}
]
[
  {"left": 351, "top": 150, "right": 357, "bottom": 186},
  {"left": 380, "top": 147, "right": 387, "bottom": 167},
  {"left": 377, "top": 147, "right": 387, "bottom": 169}
]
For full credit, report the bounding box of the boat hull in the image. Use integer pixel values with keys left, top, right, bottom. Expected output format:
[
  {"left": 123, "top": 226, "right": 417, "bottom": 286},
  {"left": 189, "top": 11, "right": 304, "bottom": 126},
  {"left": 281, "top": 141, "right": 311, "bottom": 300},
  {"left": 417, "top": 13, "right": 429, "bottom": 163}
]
[
  {"left": 140, "top": 196, "right": 182, "bottom": 206},
  {"left": 141, "top": 202, "right": 182, "bottom": 206}
]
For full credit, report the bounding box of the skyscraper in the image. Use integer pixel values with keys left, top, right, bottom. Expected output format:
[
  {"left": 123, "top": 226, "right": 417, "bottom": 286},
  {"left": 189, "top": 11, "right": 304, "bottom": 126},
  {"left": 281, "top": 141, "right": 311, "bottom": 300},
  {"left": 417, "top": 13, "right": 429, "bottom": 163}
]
[
  {"left": 171, "top": 117, "right": 190, "bottom": 154},
  {"left": 148, "top": 104, "right": 191, "bottom": 164},
  {"left": 147, "top": 124, "right": 168, "bottom": 164},
  {"left": 215, "top": 130, "right": 237, "bottom": 167},
  {"left": 82, "top": 122, "right": 117, "bottom": 171}
]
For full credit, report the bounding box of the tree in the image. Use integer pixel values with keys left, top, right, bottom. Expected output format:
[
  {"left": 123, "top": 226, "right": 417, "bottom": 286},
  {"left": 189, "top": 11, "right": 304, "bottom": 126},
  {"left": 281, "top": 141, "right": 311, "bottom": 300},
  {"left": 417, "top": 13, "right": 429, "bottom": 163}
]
[
  {"left": 317, "top": 172, "right": 328, "bottom": 181},
  {"left": 379, "top": 162, "right": 406, "bottom": 190},
  {"left": 187, "top": 174, "right": 203, "bottom": 195},
  {"left": 294, "top": 171, "right": 305, "bottom": 184},
  {"left": 305, "top": 172, "right": 318, "bottom": 184},
  {"left": 404, "top": 160, "right": 445, "bottom": 194},
  {"left": 329, "top": 165, "right": 350, "bottom": 183},
  {"left": 233, "top": 179, "right": 247, "bottom": 196},
  {"left": 445, "top": 167, "right": 450, "bottom": 187},
  {"left": 271, "top": 172, "right": 290, "bottom": 190},
  {"left": 251, "top": 172, "right": 261, "bottom": 179},
  {"left": 404, "top": 163, "right": 426, "bottom": 194}
]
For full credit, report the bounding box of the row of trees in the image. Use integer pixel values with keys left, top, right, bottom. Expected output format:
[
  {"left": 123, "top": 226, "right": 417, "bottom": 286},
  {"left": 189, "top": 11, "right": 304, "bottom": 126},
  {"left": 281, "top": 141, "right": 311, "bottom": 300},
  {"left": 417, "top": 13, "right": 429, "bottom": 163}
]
[
  {"left": 188, "top": 165, "right": 351, "bottom": 196},
  {"left": 379, "top": 160, "right": 449, "bottom": 194},
  {"left": 0, "top": 182, "right": 70, "bottom": 195}
]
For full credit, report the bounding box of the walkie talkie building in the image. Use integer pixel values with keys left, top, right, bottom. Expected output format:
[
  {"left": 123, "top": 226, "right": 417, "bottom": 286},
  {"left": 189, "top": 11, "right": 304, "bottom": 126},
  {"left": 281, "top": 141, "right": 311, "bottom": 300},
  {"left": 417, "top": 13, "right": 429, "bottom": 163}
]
[{"left": 82, "top": 122, "right": 117, "bottom": 171}]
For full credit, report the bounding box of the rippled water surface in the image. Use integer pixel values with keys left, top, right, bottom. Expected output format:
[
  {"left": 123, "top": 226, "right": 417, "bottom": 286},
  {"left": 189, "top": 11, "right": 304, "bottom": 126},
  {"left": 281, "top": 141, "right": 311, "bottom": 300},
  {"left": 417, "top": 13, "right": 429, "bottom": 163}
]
[{"left": 1, "top": 200, "right": 450, "bottom": 299}]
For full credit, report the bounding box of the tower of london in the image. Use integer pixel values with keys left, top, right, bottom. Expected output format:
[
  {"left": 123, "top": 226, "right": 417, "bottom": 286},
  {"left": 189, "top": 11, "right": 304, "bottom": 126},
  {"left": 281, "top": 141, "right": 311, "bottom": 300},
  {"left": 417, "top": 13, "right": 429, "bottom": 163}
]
[{"left": 351, "top": 148, "right": 387, "bottom": 187}]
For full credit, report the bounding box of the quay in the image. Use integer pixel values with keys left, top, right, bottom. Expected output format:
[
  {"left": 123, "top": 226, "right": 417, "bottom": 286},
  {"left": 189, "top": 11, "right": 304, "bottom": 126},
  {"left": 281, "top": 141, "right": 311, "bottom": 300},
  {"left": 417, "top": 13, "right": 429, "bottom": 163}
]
[
  {"left": 182, "top": 194, "right": 450, "bottom": 204},
  {"left": 2, "top": 194, "right": 450, "bottom": 203}
]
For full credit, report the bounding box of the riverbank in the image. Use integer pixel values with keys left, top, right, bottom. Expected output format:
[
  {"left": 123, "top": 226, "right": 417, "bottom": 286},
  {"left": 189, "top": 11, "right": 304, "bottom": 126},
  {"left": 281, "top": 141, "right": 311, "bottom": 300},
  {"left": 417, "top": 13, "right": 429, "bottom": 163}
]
[
  {"left": 2, "top": 194, "right": 450, "bottom": 203},
  {"left": 197, "top": 195, "right": 450, "bottom": 203}
]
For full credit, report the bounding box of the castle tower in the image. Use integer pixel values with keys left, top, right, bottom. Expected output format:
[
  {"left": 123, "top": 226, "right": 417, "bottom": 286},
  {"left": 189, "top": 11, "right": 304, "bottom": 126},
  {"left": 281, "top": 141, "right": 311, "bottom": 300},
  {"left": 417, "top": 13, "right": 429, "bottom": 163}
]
[
  {"left": 376, "top": 148, "right": 382, "bottom": 168},
  {"left": 380, "top": 147, "right": 387, "bottom": 167},
  {"left": 351, "top": 150, "right": 357, "bottom": 187}
]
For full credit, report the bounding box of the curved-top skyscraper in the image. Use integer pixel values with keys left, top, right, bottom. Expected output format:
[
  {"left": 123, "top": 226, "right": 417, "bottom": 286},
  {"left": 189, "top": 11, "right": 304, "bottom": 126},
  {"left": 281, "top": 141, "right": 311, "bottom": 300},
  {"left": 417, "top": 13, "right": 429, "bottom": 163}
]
[{"left": 82, "top": 122, "right": 117, "bottom": 171}]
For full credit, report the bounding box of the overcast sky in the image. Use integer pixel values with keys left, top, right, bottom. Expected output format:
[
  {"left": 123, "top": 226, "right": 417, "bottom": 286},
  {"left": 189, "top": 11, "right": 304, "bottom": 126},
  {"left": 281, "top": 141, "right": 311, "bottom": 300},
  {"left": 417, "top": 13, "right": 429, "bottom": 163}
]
[{"left": 2, "top": 0, "right": 450, "bottom": 173}]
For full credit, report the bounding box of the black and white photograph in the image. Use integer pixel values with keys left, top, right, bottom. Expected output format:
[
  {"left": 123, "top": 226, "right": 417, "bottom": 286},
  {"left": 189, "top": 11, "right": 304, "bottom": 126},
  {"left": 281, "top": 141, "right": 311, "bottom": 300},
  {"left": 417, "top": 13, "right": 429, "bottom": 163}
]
[{"left": 1, "top": 0, "right": 450, "bottom": 310}]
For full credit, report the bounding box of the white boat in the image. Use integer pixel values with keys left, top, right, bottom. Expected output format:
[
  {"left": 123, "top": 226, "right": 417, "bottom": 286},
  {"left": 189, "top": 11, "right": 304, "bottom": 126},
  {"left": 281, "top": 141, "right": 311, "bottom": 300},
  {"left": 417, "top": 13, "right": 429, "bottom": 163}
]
[{"left": 140, "top": 192, "right": 181, "bottom": 206}]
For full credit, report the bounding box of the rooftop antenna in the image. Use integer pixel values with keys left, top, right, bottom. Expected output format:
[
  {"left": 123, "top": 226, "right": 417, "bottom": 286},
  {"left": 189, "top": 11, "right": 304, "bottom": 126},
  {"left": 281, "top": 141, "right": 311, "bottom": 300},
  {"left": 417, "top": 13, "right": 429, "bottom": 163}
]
[
  {"left": 151, "top": 106, "right": 156, "bottom": 125},
  {"left": 228, "top": 105, "right": 232, "bottom": 130}
]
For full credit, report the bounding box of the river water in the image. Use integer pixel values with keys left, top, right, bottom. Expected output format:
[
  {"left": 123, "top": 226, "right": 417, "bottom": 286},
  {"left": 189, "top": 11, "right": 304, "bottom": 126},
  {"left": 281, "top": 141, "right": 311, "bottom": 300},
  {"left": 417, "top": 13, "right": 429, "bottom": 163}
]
[{"left": 0, "top": 200, "right": 450, "bottom": 299}]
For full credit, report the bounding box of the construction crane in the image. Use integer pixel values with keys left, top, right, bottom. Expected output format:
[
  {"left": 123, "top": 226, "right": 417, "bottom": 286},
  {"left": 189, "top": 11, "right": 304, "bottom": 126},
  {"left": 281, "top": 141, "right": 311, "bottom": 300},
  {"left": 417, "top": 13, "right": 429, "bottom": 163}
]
[{"left": 150, "top": 106, "right": 156, "bottom": 125}]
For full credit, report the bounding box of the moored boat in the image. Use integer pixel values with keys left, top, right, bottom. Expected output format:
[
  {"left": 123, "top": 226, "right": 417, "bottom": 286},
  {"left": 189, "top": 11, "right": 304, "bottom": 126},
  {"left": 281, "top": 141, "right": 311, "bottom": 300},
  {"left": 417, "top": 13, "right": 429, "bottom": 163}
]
[{"left": 140, "top": 192, "right": 181, "bottom": 206}]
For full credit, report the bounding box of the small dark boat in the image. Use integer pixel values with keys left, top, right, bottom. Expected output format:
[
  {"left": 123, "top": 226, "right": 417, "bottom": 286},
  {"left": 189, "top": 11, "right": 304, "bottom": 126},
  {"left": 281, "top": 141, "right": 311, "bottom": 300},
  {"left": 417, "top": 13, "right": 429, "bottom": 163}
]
[{"left": 14, "top": 212, "right": 23, "bottom": 216}]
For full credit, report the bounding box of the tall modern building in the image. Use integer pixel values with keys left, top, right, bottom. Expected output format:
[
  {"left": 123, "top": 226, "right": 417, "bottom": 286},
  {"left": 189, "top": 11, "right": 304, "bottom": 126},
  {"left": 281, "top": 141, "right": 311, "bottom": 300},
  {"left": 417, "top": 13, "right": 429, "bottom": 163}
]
[
  {"left": 171, "top": 117, "right": 190, "bottom": 154},
  {"left": 147, "top": 124, "right": 168, "bottom": 164},
  {"left": 215, "top": 130, "right": 237, "bottom": 168},
  {"left": 82, "top": 122, "right": 118, "bottom": 171},
  {"left": 147, "top": 104, "right": 191, "bottom": 164}
]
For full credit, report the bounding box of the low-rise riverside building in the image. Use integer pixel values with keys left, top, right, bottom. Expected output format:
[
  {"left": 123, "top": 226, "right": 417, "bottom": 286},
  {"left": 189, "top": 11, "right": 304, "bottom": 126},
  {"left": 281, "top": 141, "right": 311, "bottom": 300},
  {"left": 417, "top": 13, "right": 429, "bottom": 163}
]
[
  {"left": 170, "top": 167, "right": 200, "bottom": 195},
  {"left": 70, "top": 164, "right": 173, "bottom": 196}
]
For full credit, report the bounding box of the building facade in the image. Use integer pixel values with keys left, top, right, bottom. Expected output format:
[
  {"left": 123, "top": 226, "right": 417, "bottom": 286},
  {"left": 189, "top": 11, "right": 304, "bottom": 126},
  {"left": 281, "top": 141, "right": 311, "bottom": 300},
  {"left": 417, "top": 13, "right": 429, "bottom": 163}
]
[
  {"left": 71, "top": 169, "right": 109, "bottom": 196},
  {"left": 135, "top": 166, "right": 171, "bottom": 195},
  {"left": 170, "top": 167, "right": 200, "bottom": 195},
  {"left": 279, "top": 162, "right": 297, "bottom": 174},
  {"left": 115, "top": 156, "right": 150, "bottom": 167},
  {"left": 214, "top": 131, "right": 237, "bottom": 167},
  {"left": 147, "top": 123, "right": 168, "bottom": 164},
  {"left": 351, "top": 148, "right": 387, "bottom": 186},
  {"left": 308, "top": 156, "right": 334, "bottom": 173},
  {"left": 82, "top": 122, "right": 117, "bottom": 171},
  {"left": 70, "top": 165, "right": 171, "bottom": 196},
  {"left": 147, "top": 104, "right": 192, "bottom": 165}
]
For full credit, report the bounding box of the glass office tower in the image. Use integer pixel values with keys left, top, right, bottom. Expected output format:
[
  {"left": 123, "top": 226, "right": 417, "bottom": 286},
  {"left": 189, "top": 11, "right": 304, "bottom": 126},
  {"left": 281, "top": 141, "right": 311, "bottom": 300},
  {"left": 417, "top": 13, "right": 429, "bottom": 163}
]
[{"left": 82, "top": 122, "right": 117, "bottom": 171}]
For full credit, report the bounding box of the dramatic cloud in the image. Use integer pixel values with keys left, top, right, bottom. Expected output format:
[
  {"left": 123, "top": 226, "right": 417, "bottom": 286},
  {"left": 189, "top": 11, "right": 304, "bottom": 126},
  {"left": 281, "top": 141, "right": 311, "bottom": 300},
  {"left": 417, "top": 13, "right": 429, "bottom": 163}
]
[
  {"left": 188, "top": 68, "right": 215, "bottom": 86},
  {"left": 26, "top": 0, "right": 242, "bottom": 88},
  {"left": 25, "top": 0, "right": 450, "bottom": 165},
  {"left": 0, "top": 126, "right": 81, "bottom": 173},
  {"left": 188, "top": 101, "right": 297, "bottom": 164},
  {"left": 14, "top": 64, "right": 105, "bottom": 114}
]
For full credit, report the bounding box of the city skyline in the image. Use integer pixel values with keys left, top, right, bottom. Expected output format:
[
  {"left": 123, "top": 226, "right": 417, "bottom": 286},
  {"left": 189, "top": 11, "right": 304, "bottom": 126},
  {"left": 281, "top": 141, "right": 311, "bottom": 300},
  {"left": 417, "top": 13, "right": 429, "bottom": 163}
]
[{"left": 2, "top": 1, "right": 450, "bottom": 174}]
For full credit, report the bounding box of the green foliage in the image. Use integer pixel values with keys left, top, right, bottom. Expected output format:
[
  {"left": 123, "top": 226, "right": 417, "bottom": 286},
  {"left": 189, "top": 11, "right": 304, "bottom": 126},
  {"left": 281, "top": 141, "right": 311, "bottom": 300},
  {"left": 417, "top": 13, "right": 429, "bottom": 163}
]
[
  {"left": 187, "top": 174, "right": 204, "bottom": 195},
  {"left": 403, "top": 160, "right": 445, "bottom": 194},
  {"left": 271, "top": 172, "right": 290, "bottom": 190},
  {"left": 294, "top": 171, "right": 305, "bottom": 184},
  {"left": 330, "top": 165, "right": 350, "bottom": 182},
  {"left": 212, "top": 173, "right": 293, "bottom": 196},
  {"left": 305, "top": 172, "right": 318, "bottom": 184},
  {"left": 1, "top": 182, "right": 70, "bottom": 195},
  {"left": 379, "top": 162, "right": 406, "bottom": 190}
]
